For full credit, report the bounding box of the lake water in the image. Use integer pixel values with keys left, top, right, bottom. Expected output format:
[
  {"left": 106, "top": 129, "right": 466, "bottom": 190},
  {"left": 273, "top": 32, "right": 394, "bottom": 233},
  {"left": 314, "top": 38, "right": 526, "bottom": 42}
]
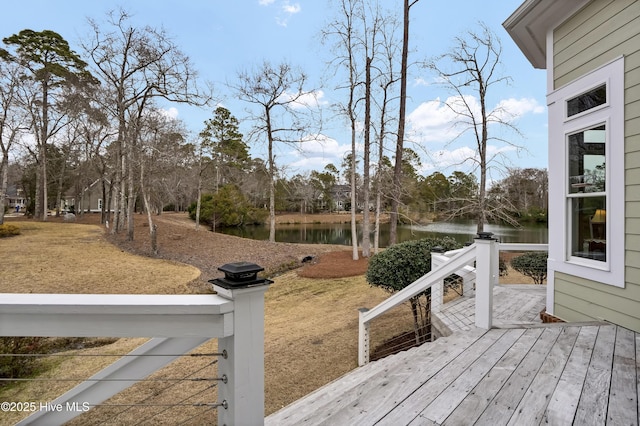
[{"left": 219, "top": 220, "right": 548, "bottom": 247}]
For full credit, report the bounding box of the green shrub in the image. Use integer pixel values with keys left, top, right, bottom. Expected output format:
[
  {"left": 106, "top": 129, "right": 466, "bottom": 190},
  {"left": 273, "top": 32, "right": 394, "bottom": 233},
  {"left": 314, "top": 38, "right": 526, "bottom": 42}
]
[
  {"left": 0, "top": 337, "right": 43, "bottom": 386},
  {"left": 0, "top": 224, "right": 20, "bottom": 238},
  {"left": 366, "top": 237, "right": 463, "bottom": 344},
  {"left": 188, "top": 185, "right": 267, "bottom": 228},
  {"left": 366, "top": 237, "right": 462, "bottom": 293},
  {"left": 510, "top": 252, "right": 548, "bottom": 284}
]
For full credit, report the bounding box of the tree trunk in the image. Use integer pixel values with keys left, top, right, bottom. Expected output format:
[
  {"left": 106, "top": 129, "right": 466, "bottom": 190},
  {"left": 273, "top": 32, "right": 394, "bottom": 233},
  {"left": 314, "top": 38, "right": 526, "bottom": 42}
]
[
  {"left": 389, "top": 0, "right": 412, "bottom": 245},
  {"left": 349, "top": 120, "right": 359, "bottom": 261},
  {"left": 362, "top": 56, "right": 372, "bottom": 257},
  {"left": 40, "top": 79, "right": 49, "bottom": 222},
  {"left": 0, "top": 152, "right": 8, "bottom": 225},
  {"left": 195, "top": 149, "right": 203, "bottom": 231},
  {"left": 267, "top": 109, "right": 276, "bottom": 243},
  {"left": 126, "top": 138, "right": 135, "bottom": 241}
]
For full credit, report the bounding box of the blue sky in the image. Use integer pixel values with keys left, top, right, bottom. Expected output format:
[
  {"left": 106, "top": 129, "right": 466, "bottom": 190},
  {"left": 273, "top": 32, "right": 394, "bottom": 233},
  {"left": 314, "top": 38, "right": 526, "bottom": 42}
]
[{"left": 4, "top": 0, "right": 548, "bottom": 180}]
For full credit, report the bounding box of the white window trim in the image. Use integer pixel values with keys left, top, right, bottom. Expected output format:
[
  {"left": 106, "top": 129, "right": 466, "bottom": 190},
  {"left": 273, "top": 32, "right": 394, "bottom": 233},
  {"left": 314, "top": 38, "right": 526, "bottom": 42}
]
[{"left": 546, "top": 56, "right": 625, "bottom": 288}]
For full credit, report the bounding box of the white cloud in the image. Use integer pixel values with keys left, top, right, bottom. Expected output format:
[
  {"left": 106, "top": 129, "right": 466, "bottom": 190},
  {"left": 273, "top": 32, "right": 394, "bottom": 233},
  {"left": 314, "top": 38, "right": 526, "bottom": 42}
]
[
  {"left": 287, "top": 134, "right": 350, "bottom": 169},
  {"left": 283, "top": 2, "right": 301, "bottom": 14},
  {"left": 258, "top": 0, "right": 275, "bottom": 5},
  {"left": 274, "top": 1, "right": 301, "bottom": 26},
  {"left": 278, "top": 89, "right": 327, "bottom": 109},
  {"left": 494, "top": 97, "right": 545, "bottom": 120},
  {"left": 159, "top": 107, "right": 179, "bottom": 119},
  {"left": 406, "top": 97, "right": 463, "bottom": 143},
  {"left": 407, "top": 95, "right": 545, "bottom": 144}
]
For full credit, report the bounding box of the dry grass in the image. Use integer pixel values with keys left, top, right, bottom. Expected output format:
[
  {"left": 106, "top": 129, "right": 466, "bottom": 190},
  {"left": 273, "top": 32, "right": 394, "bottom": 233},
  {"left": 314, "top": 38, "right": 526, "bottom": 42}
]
[
  {"left": 0, "top": 220, "right": 415, "bottom": 425},
  {"left": 0, "top": 221, "right": 200, "bottom": 294},
  {"left": 264, "top": 273, "right": 410, "bottom": 413}
]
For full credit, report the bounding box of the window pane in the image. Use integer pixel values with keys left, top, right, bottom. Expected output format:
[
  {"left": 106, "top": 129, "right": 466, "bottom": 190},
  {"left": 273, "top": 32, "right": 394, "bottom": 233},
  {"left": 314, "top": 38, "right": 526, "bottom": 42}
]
[
  {"left": 567, "top": 84, "right": 606, "bottom": 117},
  {"left": 568, "top": 124, "right": 605, "bottom": 194},
  {"left": 570, "top": 196, "right": 606, "bottom": 262}
]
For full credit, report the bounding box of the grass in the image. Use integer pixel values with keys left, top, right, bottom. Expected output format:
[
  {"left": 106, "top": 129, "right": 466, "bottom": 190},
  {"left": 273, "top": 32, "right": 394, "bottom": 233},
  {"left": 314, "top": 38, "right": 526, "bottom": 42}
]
[
  {"left": 0, "top": 221, "right": 200, "bottom": 294},
  {"left": 0, "top": 220, "right": 413, "bottom": 425}
]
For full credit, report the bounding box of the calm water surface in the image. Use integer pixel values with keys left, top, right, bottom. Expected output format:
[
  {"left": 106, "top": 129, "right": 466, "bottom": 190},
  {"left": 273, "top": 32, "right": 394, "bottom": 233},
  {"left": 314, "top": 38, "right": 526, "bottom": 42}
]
[{"left": 219, "top": 220, "right": 548, "bottom": 247}]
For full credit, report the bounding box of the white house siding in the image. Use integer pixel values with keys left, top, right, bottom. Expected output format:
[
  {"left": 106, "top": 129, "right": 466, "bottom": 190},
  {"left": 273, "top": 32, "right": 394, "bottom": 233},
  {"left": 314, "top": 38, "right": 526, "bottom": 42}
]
[{"left": 552, "top": 0, "right": 640, "bottom": 332}]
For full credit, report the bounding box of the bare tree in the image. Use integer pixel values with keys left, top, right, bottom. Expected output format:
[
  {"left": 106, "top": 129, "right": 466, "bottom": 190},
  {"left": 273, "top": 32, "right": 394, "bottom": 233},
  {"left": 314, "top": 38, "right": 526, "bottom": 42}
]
[
  {"left": 372, "top": 15, "right": 401, "bottom": 253},
  {"left": 427, "top": 22, "right": 522, "bottom": 233},
  {"left": 84, "top": 8, "right": 209, "bottom": 240},
  {"left": 322, "top": 0, "right": 365, "bottom": 260},
  {"left": 232, "top": 60, "right": 317, "bottom": 243}
]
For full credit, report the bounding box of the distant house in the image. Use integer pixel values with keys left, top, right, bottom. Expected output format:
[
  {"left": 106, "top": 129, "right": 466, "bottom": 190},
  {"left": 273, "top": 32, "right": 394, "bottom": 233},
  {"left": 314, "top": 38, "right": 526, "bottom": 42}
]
[
  {"left": 64, "top": 179, "right": 113, "bottom": 213},
  {"left": 505, "top": 0, "right": 640, "bottom": 332},
  {"left": 5, "top": 185, "right": 26, "bottom": 212},
  {"left": 330, "top": 184, "right": 351, "bottom": 211}
]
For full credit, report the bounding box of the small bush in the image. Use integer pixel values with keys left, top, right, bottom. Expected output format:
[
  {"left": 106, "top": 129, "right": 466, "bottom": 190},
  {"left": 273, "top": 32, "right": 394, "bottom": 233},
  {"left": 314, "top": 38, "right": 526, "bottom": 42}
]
[
  {"left": 0, "top": 337, "right": 43, "bottom": 385},
  {"left": 366, "top": 237, "right": 462, "bottom": 293},
  {"left": 0, "top": 224, "right": 21, "bottom": 238},
  {"left": 510, "top": 252, "right": 548, "bottom": 284},
  {"left": 366, "top": 237, "right": 463, "bottom": 345}
]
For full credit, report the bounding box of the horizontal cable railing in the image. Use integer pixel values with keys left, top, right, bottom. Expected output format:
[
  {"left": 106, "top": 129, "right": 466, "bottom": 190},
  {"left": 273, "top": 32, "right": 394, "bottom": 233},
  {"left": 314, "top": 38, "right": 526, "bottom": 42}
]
[
  {"left": 0, "top": 279, "right": 271, "bottom": 426},
  {"left": 0, "top": 344, "right": 224, "bottom": 425}
]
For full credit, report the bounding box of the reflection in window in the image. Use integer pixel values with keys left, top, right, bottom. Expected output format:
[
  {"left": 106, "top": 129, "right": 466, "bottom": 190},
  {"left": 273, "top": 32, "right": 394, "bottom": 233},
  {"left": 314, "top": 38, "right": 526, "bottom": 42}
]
[
  {"left": 567, "top": 84, "right": 606, "bottom": 117},
  {"left": 568, "top": 125, "right": 606, "bottom": 193},
  {"left": 570, "top": 197, "right": 606, "bottom": 262},
  {"left": 567, "top": 124, "right": 606, "bottom": 262}
]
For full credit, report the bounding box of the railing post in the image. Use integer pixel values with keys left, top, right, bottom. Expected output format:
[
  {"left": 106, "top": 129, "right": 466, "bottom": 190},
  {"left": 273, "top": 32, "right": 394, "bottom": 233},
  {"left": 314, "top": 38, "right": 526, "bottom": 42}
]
[
  {"left": 474, "top": 232, "right": 497, "bottom": 329},
  {"left": 430, "top": 247, "right": 445, "bottom": 313},
  {"left": 211, "top": 263, "right": 272, "bottom": 426},
  {"left": 358, "top": 308, "right": 370, "bottom": 366}
]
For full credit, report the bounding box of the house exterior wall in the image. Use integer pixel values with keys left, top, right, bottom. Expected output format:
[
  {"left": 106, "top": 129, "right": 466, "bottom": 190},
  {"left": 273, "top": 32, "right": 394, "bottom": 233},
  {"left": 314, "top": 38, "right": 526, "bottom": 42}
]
[{"left": 551, "top": 0, "right": 640, "bottom": 332}]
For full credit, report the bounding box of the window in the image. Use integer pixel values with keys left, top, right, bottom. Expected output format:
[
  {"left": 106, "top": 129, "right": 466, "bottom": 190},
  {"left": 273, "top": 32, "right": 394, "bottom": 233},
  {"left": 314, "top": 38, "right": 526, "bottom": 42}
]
[
  {"left": 567, "top": 124, "right": 606, "bottom": 262},
  {"left": 566, "top": 84, "right": 606, "bottom": 117},
  {"left": 547, "top": 56, "right": 624, "bottom": 288}
]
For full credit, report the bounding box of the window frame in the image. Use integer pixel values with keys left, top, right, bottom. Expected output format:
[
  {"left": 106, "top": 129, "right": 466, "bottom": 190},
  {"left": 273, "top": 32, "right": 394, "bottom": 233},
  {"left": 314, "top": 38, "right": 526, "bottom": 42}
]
[
  {"left": 564, "top": 119, "right": 609, "bottom": 268},
  {"left": 547, "top": 56, "right": 625, "bottom": 288}
]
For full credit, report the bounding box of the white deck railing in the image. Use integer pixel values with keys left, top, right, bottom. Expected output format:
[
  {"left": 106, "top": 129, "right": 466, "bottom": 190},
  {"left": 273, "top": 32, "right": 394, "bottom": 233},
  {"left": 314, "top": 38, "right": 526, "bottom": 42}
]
[
  {"left": 358, "top": 236, "right": 549, "bottom": 365},
  {"left": 0, "top": 280, "right": 271, "bottom": 426}
]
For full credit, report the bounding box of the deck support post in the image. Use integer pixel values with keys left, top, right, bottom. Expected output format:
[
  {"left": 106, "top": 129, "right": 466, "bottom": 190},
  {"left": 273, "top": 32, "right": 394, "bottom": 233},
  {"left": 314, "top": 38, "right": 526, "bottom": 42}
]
[
  {"left": 358, "top": 308, "right": 370, "bottom": 366},
  {"left": 474, "top": 233, "right": 498, "bottom": 329},
  {"left": 430, "top": 249, "right": 446, "bottom": 313},
  {"left": 213, "top": 282, "right": 271, "bottom": 426}
]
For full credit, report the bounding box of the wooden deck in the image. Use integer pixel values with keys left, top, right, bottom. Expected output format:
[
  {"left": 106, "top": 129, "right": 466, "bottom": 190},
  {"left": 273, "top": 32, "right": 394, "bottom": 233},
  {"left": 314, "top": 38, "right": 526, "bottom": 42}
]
[
  {"left": 266, "top": 286, "right": 639, "bottom": 425},
  {"left": 433, "top": 284, "right": 547, "bottom": 336}
]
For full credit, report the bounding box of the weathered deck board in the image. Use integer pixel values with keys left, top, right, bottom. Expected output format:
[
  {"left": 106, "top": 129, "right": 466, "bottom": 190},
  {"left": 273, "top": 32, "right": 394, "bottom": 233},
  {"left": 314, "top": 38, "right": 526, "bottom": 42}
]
[
  {"left": 434, "top": 285, "right": 546, "bottom": 335},
  {"left": 266, "top": 283, "right": 639, "bottom": 426},
  {"left": 318, "top": 328, "right": 498, "bottom": 426},
  {"left": 608, "top": 326, "right": 639, "bottom": 425},
  {"left": 265, "top": 327, "right": 488, "bottom": 426},
  {"left": 573, "top": 326, "right": 615, "bottom": 426},
  {"left": 266, "top": 324, "right": 639, "bottom": 426},
  {"left": 542, "top": 325, "right": 599, "bottom": 424},
  {"left": 506, "top": 326, "right": 582, "bottom": 425},
  {"left": 417, "top": 328, "right": 527, "bottom": 424},
  {"left": 375, "top": 329, "right": 508, "bottom": 426},
  {"left": 439, "top": 327, "right": 545, "bottom": 425},
  {"left": 473, "top": 326, "right": 568, "bottom": 425}
]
